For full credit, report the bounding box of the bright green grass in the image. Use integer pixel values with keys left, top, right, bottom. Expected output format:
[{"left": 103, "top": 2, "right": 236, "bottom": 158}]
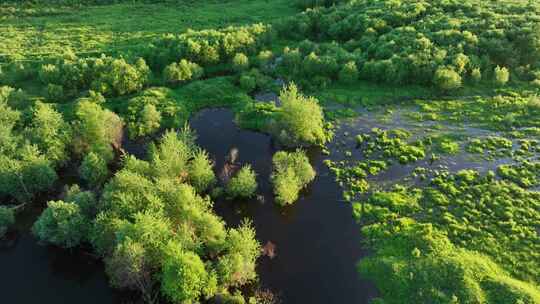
[{"left": 0, "top": 0, "right": 297, "bottom": 61}]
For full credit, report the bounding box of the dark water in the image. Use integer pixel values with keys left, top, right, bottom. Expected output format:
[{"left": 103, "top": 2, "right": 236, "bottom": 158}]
[
  {"left": 0, "top": 233, "right": 118, "bottom": 303},
  {"left": 190, "top": 108, "right": 377, "bottom": 303}
]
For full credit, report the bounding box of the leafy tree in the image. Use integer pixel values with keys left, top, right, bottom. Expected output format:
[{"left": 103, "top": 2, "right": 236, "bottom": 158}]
[
  {"left": 217, "top": 220, "right": 261, "bottom": 287},
  {"left": 188, "top": 149, "right": 216, "bottom": 193},
  {"left": 105, "top": 237, "right": 156, "bottom": 303},
  {"left": 494, "top": 66, "right": 510, "bottom": 86},
  {"left": 339, "top": 61, "right": 359, "bottom": 84},
  {"left": 115, "top": 211, "right": 173, "bottom": 266},
  {"left": 232, "top": 53, "right": 250, "bottom": 72},
  {"left": 163, "top": 59, "right": 203, "bottom": 84},
  {"left": 161, "top": 247, "right": 214, "bottom": 303},
  {"left": 72, "top": 100, "right": 123, "bottom": 162},
  {"left": 79, "top": 152, "right": 109, "bottom": 188},
  {"left": 276, "top": 83, "right": 328, "bottom": 146},
  {"left": 226, "top": 165, "right": 258, "bottom": 199},
  {"left": 0, "top": 206, "right": 15, "bottom": 239},
  {"left": 272, "top": 168, "right": 302, "bottom": 205},
  {"left": 150, "top": 128, "right": 195, "bottom": 179},
  {"left": 64, "top": 185, "right": 98, "bottom": 218},
  {"left": 433, "top": 67, "right": 462, "bottom": 90},
  {"left": 32, "top": 200, "right": 89, "bottom": 248},
  {"left": 0, "top": 145, "right": 58, "bottom": 202},
  {"left": 471, "top": 68, "right": 482, "bottom": 83},
  {"left": 257, "top": 50, "right": 274, "bottom": 69},
  {"left": 271, "top": 150, "right": 315, "bottom": 205},
  {"left": 129, "top": 103, "right": 162, "bottom": 139}
]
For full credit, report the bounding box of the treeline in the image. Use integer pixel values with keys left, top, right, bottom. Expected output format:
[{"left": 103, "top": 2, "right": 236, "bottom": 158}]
[{"left": 276, "top": 0, "right": 540, "bottom": 89}]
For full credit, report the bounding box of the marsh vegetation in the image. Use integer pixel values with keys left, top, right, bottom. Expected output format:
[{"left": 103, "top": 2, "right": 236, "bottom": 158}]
[{"left": 1, "top": 0, "right": 539, "bottom": 303}]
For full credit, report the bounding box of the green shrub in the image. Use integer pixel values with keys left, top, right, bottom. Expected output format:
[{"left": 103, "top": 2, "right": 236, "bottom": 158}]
[
  {"left": 188, "top": 149, "right": 216, "bottom": 193},
  {"left": 434, "top": 67, "right": 462, "bottom": 90},
  {"left": 494, "top": 66, "right": 510, "bottom": 86},
  {"left": 257, "top": 50, "right": 274, "bottom": 69},
  {"left": 339, "top": 61, "right": 359, "bottom": 84},
  {"left": 275, "top": 83, "right": 329, "bottom": 146},
  {"left": 46, "top": 83, "right": 64, "bottom": 101},
  {"left": 226, "top": 165, "right": 258, "bottom": 199},
  {"left": 217, "top": 220, "right": 260, "bottom": 287},
  {"left": 79, "top": 152, "right": 109, "bottom": 188},
  {"left": 72, "top": 100, "right": 123, "bottom": 162},
  {"left": 163, "top": 59, "right": 203, "bottom": 84},
  {"left": 271, "top": 150, "right": 316, "bottom": 205},
  {"left": 471, "top": 68, "right": 482, "bottom": 83},
  {"left": 129, "top": 104, "right": 162, "bottom": 139},
  {"left": 32, "top": 200, "right": 89, "bottom": 248},
  {"left": 232, "top": 53, "right": 250, "bottom": 72},
  {"left": 161, "top": 248, "right": 214, "bottom": 303},
  {"left": 39, "top": 55, "right": 149, "bottom": 96}
]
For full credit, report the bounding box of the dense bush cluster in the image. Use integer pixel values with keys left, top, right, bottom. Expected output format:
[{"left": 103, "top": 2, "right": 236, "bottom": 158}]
[
  {"left": 277, "top": 0, "right": 540, "bottom": 88},
  {"left": 33, "top": 127, "right": 261, "bottom": 302},
  {"left": 143, "top": 24, "right": 273, "bottom": 70},
  {"left": 271, "top": 150, "right": 316, "bottom": 205},
  {"left": 39, "top": 53, "right": 150, "bottom": 97},
  {"left": 0, "top": 86, "right": 70, "bottom": 202},
  {"left": 273, "top": 83, "right": 331, "bottom": 146}
]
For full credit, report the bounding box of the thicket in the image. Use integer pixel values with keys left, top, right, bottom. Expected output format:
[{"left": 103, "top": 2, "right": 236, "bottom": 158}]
[
  {"left": 38, "top": 53, "right": 150, "bottom": 97},
  {"left": 33, "top": 127, "right": 261, "bottom": 302},
  {"left": 143, "top": 23, "right": 273, "bottom": 70},
  {"left": 0, "top": 87, "right": 68, "bottom": 202},
  {"left": 276, "top": 0, "right": 540, "bottom": 88}
]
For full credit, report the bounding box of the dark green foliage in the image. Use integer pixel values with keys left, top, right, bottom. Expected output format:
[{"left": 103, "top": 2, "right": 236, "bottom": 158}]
[
  {"left": 339, "top": 61, "right": 359, "bottom": 84},
  {"left": 0, "top": 206, "right": 15, "bottom": 238},
  {"left": 226, "top": 165, "right": 257, "bottom": 199},
  {"left": 271, "top": 150, "right": 315, "bottom": 205},
  {"left": 32, "top": 200, "right": 90, "bottom": 248},
  {"left": 79, "top": 152, "right": 109, "bottom": 188}
]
